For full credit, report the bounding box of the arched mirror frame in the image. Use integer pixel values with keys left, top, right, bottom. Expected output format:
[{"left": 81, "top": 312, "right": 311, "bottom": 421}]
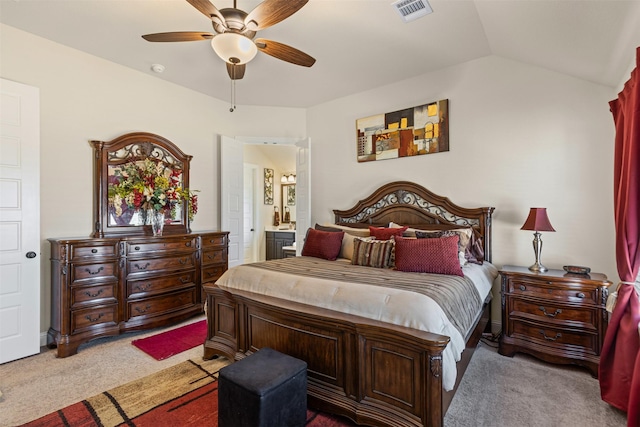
[{"left": 91, "top": 132, "right": 192, "bottom": 238}]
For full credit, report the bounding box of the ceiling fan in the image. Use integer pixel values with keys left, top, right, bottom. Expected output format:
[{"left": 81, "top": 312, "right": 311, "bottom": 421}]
[{"left": 142, "top": 0, "right": 316, "bottom": 81}]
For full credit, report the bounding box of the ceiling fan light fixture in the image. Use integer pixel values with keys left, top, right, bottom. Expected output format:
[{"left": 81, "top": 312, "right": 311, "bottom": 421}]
[{"left": 211, "top": 33, "right": 258, "bottom": 65}]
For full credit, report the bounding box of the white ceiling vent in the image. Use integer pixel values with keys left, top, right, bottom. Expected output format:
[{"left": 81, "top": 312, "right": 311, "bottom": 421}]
[{"left": 391, "top": 0, "right": 433, "bottom": 23}]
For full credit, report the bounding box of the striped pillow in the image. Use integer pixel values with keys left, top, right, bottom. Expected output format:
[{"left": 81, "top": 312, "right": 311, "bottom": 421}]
[{"left": 351, "top": 238, "right": 394, "bottom": 268}]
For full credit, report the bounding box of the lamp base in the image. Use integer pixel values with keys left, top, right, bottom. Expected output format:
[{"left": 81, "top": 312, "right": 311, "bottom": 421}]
[{"left": 528, "top": 262, "right": 548, "bottom": 273}]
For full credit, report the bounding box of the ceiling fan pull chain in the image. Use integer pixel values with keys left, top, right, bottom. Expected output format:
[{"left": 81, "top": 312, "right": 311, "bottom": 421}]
[{"left": 230, "top": 78, "right": 236, "bottom": 112}]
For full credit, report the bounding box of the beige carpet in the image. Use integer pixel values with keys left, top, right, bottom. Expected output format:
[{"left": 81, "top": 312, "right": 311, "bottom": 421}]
[
  {"left": 0, "top": 317, "right": 628, "bottom": 427},
  {"left": 445, "top": 342, "right": 628, "bottom": 427}
]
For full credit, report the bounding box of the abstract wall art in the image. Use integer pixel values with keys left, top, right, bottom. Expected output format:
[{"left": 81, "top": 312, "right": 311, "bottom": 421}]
[{"left": 356, "top": 99, "right": 449, "bottom": 162}]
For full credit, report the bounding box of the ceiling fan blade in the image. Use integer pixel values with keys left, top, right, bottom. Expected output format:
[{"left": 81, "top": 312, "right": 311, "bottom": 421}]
[
  {"left": 186, "top": 0, "right": 227, "bottom": 28},
  {"left": 245, "top": 0, "right": 308, "bottom": 32},
  {"left": 142, "top": 32, "right": 214, "bottom": 42},
  {"left": 255, "top": 38, "right": 315, "bottom": 67},
  {"left": 227, "top": 63, "right": 246, "bottom": 80}
]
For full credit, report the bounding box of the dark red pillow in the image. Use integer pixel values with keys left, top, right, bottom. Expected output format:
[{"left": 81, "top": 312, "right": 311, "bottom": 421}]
[
  {"left": 394, "top": 236, "right": 464, "bottom": 276},
  {"left": 369, "top": 226, "right": 407, "bottom": 240},
  {"left": 301, "top": 228, "right": 344, "bottom": 261}
]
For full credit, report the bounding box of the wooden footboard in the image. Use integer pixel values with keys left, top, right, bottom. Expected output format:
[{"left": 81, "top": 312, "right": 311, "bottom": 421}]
[{"left": 204, "top": 283, "right": 455, "bottom": 427}]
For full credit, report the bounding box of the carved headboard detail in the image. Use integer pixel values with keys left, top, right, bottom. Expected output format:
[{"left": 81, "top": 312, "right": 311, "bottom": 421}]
[{"left": 333, "top": 181, "right": 494, "bottom": 262}]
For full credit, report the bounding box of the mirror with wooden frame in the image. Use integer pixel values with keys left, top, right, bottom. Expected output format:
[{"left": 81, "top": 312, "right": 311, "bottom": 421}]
[{"left": 91, "top": 132, "right": 192, "bottom": 237}]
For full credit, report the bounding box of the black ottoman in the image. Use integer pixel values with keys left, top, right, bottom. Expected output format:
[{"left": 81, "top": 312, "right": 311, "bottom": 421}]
[{"left": 218, "top": 347, "right": 308, "bottom": 427}]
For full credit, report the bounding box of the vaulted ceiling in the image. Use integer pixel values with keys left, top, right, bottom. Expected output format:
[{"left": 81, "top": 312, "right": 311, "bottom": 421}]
[{"left": 2, "top": 0, "right": 640, "bottom": 108}]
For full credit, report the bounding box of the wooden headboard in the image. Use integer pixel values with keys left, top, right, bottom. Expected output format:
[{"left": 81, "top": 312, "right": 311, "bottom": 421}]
[{"left": 333, "top": 181, "right": 495, "bottom": 262}]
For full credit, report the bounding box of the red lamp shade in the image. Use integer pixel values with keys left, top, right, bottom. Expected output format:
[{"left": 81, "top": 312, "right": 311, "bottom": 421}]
[{"left": 520, "top": 208, "right": 555, "bottom": 232}]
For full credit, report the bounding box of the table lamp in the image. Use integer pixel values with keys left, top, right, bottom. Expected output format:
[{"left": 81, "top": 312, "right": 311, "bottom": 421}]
[{"left": 521, "top": 208, "right": 555, "bottom": 272}]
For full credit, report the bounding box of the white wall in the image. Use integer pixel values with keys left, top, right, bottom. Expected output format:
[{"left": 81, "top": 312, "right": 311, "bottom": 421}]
[
  {"left": 307, "top": 55, "right": 619, "bottom": 325},
  {"left": 0, "top": 24, "right": 306, "bottom": 333}
]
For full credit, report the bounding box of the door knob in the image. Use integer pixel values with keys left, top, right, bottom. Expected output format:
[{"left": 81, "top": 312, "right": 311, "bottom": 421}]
[{"left": 26, "top": 251, "right": 37, "bottom": 259}]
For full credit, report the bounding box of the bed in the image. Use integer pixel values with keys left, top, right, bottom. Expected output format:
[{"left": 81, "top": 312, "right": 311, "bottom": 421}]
[{"left": 203, "top": 181, "right": 496, "bottom": 427}]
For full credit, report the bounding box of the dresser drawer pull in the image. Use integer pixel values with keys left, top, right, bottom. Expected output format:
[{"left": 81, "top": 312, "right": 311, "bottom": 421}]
[
  {"left": 185, "top": 242, "right": 191, "bottom": 247},
  {"left": 539, "top": 330, "right": 562, "bottom": 341},
  {"left": 134, "top": 246, "right": 141, "bottom": 251},
  {"left": 134, "top": 284, "right": 151, "bottom": 292},
  {"left": 84, "top": 289, "right": 104, "bottom": 298},
  {"left": 539, "top": 306, "right": 562, "bottom": 318},
  {"left": 135, "top": 304, "right": 152, "bottom": 314},
  {"left": 133, "top": 262, "right": 150, "bottom": 271},
  {"left": 519, "top": 285, "right": 526, "bottom": 291},
  {"left": 85, "top": 313, "right": 104, "bottom": 323},
  {"left": 84, "top": 266, "right": 104, "bottom": 275},
  {"left": 179, "top": 258, "right": 189, "bottom": 265},
  {"left": 577, "top": 292, "right": 585, "bottom": 298},
  {"left": 91, "top": 249, "right": 98, "bottom": 253},
  {"left": 179, "top": 276, "right": 190, "bottom": 284}
]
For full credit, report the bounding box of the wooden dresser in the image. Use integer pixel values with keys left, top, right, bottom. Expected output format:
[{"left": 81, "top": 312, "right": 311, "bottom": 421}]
[
  {"left": 499, "top": 265, "right": 612, "bottom": 377},
  {"left": 48, "top": 231, "right": 228, "bottom": 357}
]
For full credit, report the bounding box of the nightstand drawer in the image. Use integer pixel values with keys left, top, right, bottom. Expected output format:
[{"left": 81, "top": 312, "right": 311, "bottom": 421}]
[
  {"left": 509, "top": 278, "right": 596, "bottom": 305},
  {"left": 510, "top": 319, "right": 598, "bottom": 355},
  {"left": 510, "top": 298, "right": 598, "bottom": 330}
]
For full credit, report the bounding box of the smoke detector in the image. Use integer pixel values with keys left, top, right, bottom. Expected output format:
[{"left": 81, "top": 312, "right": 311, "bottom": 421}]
[
  {"left": 392, "top": 0, "right": 433, "bottom": 23},
  {"left": 151, "top": 63, "right": 165, "bottom": 73}
]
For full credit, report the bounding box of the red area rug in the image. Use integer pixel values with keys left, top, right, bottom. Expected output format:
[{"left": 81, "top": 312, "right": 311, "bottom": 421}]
[
  {"left": 132, "top": 320, "right": 207, "bottom": 360},
  {"left": 21, "top": 357, "right": 355, "bottom": 427}
]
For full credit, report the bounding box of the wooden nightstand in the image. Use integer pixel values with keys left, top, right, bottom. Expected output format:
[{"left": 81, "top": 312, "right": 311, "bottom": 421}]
[{"left": 499, "top": 265, "right": 612, "bottom": 378}]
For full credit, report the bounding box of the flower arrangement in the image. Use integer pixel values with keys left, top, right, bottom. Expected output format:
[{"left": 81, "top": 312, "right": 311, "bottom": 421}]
[{"left": 108, "top": 158, "right": 198, "bottom": 223}]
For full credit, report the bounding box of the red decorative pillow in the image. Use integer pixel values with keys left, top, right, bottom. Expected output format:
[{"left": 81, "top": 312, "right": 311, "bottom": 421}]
[
  {"left": 369, "top": 226, "right": 407, "bottom": 240},
  {"left": 301, "top": 228, "right": 344, "bottom": 261},
  {"left": 394, "top": 236, "right": 464, "bottom": 276}
]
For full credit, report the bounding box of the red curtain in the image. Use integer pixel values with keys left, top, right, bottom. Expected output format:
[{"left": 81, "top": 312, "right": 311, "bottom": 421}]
[{"left": 600, "top": 46, "right": 640, "bottom": 427}]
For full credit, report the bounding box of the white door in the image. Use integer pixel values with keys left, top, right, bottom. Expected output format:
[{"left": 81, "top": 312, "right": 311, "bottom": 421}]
[
  {"left": 220, "top": 136, "right": 244, "bottom": 268},
  {"left": 295, "top": 138, "right": 311, "bottom": 255},
  {"left": 0, "top": 78, "right": 41, "bottom": 363},
  {"left": 243, "top": 164, "right": 257, "bottom": 263}
]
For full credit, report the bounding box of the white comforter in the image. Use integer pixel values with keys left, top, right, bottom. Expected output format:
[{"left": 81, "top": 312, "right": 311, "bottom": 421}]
[{"left": 215, "top": 258, "right": 498, "bottom": 390}]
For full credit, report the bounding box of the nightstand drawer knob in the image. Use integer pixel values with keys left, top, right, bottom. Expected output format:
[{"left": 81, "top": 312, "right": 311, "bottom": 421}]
[
  {"left": 539, "top": 306, "right": 562, "bottom": 318},
  {"left": 539, "top": 330, "right": 562, "bottom": 341},
  {"left": 519, "top": 285, "right": 526, "bottom": 291},
  {"left": 577, "top": 292, "right": 585, "bottom": 298}
]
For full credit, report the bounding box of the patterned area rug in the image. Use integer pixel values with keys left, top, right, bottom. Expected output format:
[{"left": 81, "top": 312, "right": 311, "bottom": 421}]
[
  {"left": 131, "top": 320, "right": 207, "bottom": 360},
  {"left": 21, "top": 357, "right": 355, "bottom": 427}
]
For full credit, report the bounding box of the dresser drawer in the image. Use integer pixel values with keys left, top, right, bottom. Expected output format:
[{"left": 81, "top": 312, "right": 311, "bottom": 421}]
[
  {"left": 202, "top": 265, "right": 227, "bottom": 283},
  {"left": 202, "top": 248, "right": 226, "bottom": 265},
  {"left": 509, "top": 298, "right": 598, "bottom": 330},
  {"left": 127, "top": 254, "right": 196, "bottom": 274},
  {"left": 510, "top": 319, "right": 598, "bottom": 355},
  {"left": 71, "top": 261, "right": 118, "bottom": 283},
  {"left": 70, "top": 242, "right": 119, "bottom": 260},
  {"left": 127, "top": 288, "right": 197, "bottom": 320},
  {"left": 125, "top": 237, "right": 197, "bottom": 255},
  {"left": 201, "top": 234, "right": 227, "bottom": 248},
  {"left": 71, "top": 304, "right": 118, "bottom": 333},
  {"left": 508, "top": 277, "right": 597, "bottom": 305},
  {"left": 127, "top": 271, "right": 196, "bottom": 297},
  {"left": 71, "top": 283, "right": 118, "bottom": 308}
]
